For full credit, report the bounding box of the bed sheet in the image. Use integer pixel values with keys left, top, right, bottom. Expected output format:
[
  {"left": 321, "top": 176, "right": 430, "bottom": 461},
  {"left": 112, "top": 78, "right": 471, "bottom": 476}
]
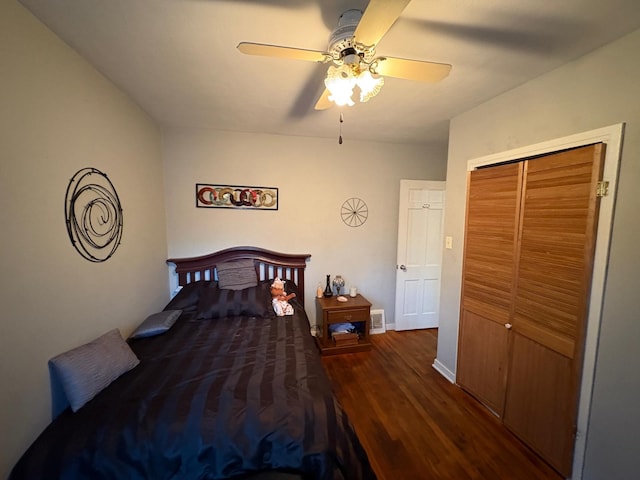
[{"left": 10, "top": 308, "right": 375, "bottom": 480}]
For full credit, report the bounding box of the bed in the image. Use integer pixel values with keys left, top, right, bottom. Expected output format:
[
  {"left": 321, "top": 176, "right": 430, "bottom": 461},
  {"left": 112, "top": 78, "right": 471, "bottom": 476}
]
[{"left": 10, "top": 247, "right": 376, "bottom": 480}]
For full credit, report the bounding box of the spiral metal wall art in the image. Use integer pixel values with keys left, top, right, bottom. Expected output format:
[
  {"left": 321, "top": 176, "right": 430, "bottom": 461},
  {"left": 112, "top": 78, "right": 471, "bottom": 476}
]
[{"left": 64, "top": 167, "right": 123, "bottom": 262}]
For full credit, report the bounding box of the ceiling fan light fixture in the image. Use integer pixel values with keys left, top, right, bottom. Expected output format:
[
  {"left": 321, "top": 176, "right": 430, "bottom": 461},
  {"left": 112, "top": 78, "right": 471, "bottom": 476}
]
[
  {"left": 324, "top": 62, "right": 384, "bottom": 107},
  {"left": 325, "top": 64, "right": 356, "bottom": 106},
  {"left": 238, "top": 1, "right": 453, "bottom": 112},
  {"left": 356, "top": 69, "right": 384, "bottom": 102}
]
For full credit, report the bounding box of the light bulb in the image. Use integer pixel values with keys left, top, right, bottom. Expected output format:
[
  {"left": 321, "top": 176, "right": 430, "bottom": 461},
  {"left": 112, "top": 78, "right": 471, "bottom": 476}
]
[
  {"left": 324, "top": 65, "right": 356, "bottom": 107},
  {"left": 356, "top": 70, "right": 384, "bottom": 103}
]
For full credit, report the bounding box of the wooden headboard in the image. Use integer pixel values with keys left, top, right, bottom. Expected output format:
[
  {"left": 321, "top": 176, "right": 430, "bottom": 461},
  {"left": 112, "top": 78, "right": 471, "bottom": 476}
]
[{"left": 167, "top": 246, "right": 312, "bottom": 304}]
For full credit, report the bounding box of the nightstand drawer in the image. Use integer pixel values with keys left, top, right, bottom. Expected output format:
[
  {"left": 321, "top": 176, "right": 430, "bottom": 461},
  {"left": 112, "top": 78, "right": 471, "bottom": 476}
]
[{"left": 327, "top": 308, "right": 369, "bottom": 324}]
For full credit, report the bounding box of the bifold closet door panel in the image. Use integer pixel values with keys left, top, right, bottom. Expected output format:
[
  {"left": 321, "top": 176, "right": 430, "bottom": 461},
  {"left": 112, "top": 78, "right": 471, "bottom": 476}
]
[
  {"left": 503, "top": 143, "right": 605, "bottom": 476},
  {"left": 457, "top": 310, "right": 510, "bottom": 414},
  {"left": 504, "top": 332, "right": 574, "bottom": 475},
  {"left": 457, "top": 163, "right": 522, "bottom": 416}
]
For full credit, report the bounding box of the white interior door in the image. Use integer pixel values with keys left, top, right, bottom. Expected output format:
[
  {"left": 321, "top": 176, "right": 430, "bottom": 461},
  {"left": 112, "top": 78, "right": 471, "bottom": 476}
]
[{"left": 395, "top": 180, "right": 445, "bottom": 330}]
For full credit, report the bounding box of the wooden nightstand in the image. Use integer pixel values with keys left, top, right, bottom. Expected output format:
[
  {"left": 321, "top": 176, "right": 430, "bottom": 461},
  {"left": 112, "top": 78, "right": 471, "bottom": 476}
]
[{"left": 315, "top": 294, "right": 372, "bottom": 355}]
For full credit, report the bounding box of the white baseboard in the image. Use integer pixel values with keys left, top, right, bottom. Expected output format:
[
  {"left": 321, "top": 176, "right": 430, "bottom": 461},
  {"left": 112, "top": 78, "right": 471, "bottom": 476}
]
[
  {"left": 386, "top": 322, "right": 396, "bottom": 330},
  {"left": 432, "top": 358, "right": 455, "bottom": 383}
]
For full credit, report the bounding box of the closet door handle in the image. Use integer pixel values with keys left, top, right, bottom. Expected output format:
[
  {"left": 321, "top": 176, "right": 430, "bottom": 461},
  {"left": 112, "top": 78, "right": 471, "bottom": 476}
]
[
  {"left": 505, "top": 323, "right": 512, "bottom": 330},
  {"left": 399, "top": 265, "right": 407, "bottom": 271}
]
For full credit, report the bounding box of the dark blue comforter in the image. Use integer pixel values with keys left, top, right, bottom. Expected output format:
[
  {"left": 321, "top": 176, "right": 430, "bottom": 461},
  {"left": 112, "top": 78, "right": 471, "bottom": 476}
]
[{"left": 10, "top": 310, "right": 375, "bottom": 479}]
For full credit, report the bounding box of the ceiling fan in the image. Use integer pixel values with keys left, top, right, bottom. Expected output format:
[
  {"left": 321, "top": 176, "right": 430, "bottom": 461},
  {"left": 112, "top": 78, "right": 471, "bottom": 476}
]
[{"left": 237, "top": 0, "right": 452, "bottom": 110}]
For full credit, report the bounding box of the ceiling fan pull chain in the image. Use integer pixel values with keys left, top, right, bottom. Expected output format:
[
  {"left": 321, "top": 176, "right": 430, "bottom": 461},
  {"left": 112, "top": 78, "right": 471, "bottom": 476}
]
[{"left": 338, "top": 112, "right": 344, "bottom": 144}]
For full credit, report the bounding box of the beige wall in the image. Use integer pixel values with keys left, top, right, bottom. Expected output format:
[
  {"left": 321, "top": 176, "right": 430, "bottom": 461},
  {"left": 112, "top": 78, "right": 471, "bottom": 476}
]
[
  {"left": 438, "top": 28, "right": 640, "bottom": 480},
  {"left": 0, "top": 2, "right": 168, "bottom": 476},
  {"left": 162, "top": 128, "right": 447, "bottom": 325}
]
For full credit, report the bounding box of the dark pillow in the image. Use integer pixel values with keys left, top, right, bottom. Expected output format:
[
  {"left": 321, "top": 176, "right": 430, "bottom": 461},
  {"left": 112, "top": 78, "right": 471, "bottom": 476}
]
[
  {"left": 216, "top": 259, "right": 258, "bottom": 290},
  {"left": 164, "top": 280, "right": 209, "bottom": 313},
  {"left": 195, "top": 283, "right": 271, "bottom": 319},
  {"left": 49, "top": 329, "right": 140, "bottom": 412},
  {"left": 129, "top": 310, "right": 182, "bottom": 339}
]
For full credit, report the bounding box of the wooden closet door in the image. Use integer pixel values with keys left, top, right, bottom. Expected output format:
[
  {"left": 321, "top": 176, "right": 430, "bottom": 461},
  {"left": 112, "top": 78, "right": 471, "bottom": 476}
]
[
  {"left": 457, "top": 163, "right": 522, "bottom": 416},
  {"left": 503, "top": 144, "right": 605, "bottom": 477}
]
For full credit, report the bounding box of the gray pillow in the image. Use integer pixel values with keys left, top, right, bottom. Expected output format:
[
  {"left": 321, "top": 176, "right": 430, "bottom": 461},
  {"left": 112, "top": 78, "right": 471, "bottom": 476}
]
[
  {"left": 195, "top": 284, "right": 271, "bottom": 319},
  {"left": 49, "top": 329, "right": 140, "bottom": 412},
  {"left": 216, "top": 259, "right": 258, "bottom": 290},
  {"left": 129, "top": 310, "right": 182, "bottom": 339}
]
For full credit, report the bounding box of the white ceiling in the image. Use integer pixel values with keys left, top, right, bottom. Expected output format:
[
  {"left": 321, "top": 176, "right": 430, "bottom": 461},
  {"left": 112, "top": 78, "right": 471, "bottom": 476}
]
[{"left": 18, "top": 0, "right": 640, "bottom": 146}]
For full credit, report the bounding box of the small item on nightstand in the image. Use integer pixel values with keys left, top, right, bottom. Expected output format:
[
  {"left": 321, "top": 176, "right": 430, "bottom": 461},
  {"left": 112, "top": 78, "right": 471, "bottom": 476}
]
[
  {"left": 349, "top": 286, "right": 357, "bottom": 297},
  {"left": 337, "top": 296, "right": 348, "bottom": 302},
  {"left": 316, "top": 283, "right": 323, "bottom": 299},
  {"left": 323, "top": 274, "right": 333, "bottom": 297},
  {"left": 332, "top": 275, "right": 345, "bottom": 296}
]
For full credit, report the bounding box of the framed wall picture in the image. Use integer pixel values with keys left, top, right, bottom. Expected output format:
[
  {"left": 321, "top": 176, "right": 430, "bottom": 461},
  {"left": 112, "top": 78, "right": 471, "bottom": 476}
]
[{"left": 196, "top": 184, "right": 278, "bottom": 210}]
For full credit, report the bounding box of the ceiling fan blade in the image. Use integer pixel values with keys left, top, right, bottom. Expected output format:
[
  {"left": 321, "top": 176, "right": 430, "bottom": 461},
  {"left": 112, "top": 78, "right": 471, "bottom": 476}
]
[
  {"left": 237, "top": 42, "right": 330, "bottom": 63},
  {"left": 372, "top": 56, "right": 452, "bottom": 83},
  {"left": 314, "top": 89, "right": 333, "bottom": 110},
  {"left": 354, "top": 0, "right": 412, "bottom": 48}
]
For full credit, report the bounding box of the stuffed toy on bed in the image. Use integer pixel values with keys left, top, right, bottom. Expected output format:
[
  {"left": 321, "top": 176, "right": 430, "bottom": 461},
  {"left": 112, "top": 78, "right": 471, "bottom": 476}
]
[{"left": 270, "top": 277, "right": 296, "bottom": 316}]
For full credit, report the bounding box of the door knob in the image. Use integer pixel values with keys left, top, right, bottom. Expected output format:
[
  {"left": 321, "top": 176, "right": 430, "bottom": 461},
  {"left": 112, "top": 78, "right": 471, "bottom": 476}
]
[
  {"left": 505, "top": 323, "right": 512, "bottom": 330},
  {"left": 399, "top": 265, "right": 407, "bottom": 271}
]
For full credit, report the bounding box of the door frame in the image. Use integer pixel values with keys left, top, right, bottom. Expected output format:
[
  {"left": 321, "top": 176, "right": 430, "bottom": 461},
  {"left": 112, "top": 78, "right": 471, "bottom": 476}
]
[{"left": 464, "top": 123, "right": 624, "bottom": 479}]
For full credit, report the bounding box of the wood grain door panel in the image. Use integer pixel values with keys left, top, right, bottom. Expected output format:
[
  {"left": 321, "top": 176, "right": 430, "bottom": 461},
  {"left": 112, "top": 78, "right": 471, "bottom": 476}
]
[
  {"left": 457, "top": 162, "right": 522, "bottom": 415},
  {"left": 504, "top": 332, "right": 574, "bottom": 474},
  {"left": 503, "top": 143, "right": 605, "bottom": 477},
  {"left": 512, "top": 147, "right": 604, "bottom": 359},
  {"left": 457, "top": 310, "right": 509, "bottom": 415}
]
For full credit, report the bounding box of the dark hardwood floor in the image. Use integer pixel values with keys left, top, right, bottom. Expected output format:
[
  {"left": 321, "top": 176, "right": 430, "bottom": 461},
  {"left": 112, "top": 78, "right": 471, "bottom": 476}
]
[{"left": 321, "top": 329, "right": 564, "bottom": 480}]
